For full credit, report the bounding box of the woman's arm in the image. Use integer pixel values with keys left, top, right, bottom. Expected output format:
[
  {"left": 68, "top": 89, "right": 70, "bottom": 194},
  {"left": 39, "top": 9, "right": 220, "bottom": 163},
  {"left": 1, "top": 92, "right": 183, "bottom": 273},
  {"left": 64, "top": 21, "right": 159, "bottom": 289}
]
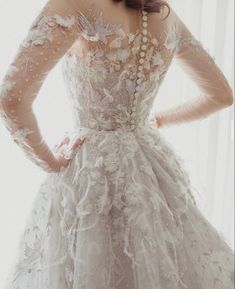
[
  {"left": 0, "top": 0, "right": 84, "bottom": 172},
  {"left": 155, "top": 10, "right": 233, "bottom": 128}
]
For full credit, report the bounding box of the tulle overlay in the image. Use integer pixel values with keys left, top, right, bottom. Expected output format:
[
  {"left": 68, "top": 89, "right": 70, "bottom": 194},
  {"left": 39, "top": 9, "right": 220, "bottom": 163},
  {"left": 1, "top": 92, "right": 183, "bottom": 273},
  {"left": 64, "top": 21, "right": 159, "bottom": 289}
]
[{"left": 5, "top": 123, "right": 234, "bottom": 289}]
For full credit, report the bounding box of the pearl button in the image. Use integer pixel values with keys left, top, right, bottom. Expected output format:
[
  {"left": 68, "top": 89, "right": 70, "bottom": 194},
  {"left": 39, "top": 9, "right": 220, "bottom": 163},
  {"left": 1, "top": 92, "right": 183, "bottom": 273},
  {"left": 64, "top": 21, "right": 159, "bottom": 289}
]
[
  {"left": 137, "top": 72, "right": 142, "bottom": 77},
  {"left": 139, "top": 58, "right": 144, "bottom": 64},
  {"left": 141, "top": 44, "right": 147, "bottom": 50},
  {"left": 143, "top": 22, "right": 148, "bottom": 28},
  {"left": 138, "top": 65, "right": 143, "bottom": 70},
  {"left": 140, "top": 51, "right": 145, "bottom": 57},
  {"left": 143, "top": 37, "right": 148, "bottom": 43},
  {"left": 143, "top": 29, "right": 148, "bottom": 35},
  {"left": 142, "top": 16, "right": 148, "bottom": 21}
]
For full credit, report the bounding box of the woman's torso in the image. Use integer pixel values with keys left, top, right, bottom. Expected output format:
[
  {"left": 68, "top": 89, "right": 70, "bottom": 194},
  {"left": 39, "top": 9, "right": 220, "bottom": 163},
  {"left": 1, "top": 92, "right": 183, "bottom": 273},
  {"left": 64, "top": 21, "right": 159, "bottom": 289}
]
[{"left": 62, "top": 0, "right": 179, "bottom": 131}]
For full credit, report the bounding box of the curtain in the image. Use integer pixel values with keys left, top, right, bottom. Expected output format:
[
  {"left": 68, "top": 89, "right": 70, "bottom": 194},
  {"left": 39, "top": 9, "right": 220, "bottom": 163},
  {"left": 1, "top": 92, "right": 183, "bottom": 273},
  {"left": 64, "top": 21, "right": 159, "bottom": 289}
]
[{"left": 0, "top": 0, "right": 234, "bottom": 287}]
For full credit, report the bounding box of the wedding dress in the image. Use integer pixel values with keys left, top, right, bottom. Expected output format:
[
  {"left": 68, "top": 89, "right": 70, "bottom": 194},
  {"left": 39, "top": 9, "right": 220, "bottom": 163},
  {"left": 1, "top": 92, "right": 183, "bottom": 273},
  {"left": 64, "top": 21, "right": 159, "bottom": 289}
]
[{"left": 0, "top": 0, "right": 234, "bottom": 288}]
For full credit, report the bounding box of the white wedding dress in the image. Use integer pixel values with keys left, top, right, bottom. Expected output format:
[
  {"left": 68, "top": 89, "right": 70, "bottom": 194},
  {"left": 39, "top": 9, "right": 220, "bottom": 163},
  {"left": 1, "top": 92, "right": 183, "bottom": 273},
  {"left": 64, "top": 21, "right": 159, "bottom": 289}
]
[{"left": 0, "top": 0, "right": 234, "bottom": 288}]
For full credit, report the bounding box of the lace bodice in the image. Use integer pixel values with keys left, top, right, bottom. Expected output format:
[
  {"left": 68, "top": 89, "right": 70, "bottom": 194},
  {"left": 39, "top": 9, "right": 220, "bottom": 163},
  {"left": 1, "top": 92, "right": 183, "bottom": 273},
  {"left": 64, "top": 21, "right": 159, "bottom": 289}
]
[
  {"left": 62, "top": 8, "right": 173, "bottom": 132},
  {"left": 0, "top": 0, "right": 233, "bottom": 173}
]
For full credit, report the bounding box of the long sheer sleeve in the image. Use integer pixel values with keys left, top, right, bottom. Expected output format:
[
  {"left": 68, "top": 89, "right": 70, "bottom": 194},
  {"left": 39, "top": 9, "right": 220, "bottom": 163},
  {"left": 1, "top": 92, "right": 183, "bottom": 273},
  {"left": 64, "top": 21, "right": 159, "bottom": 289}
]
[
  {"left": 156, "top": 12, "right": 234, "bottom": 128},
  {"left": 0, "top": 0, "right": 84, "bottom": 173}
]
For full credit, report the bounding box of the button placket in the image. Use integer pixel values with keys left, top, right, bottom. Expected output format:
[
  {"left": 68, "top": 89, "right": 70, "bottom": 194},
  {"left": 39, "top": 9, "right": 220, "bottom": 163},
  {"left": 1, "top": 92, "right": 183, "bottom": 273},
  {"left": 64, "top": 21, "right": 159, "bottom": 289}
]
[{"left": 129, "top": 9, "right": 148, "bottom": 130}]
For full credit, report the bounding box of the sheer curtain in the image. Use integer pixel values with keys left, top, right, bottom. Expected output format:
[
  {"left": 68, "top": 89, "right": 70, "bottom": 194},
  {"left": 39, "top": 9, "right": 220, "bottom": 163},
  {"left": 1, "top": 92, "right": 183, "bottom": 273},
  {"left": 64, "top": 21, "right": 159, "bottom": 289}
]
[{"left": 0, "top": 0, "right": 234, "bottom": 287}]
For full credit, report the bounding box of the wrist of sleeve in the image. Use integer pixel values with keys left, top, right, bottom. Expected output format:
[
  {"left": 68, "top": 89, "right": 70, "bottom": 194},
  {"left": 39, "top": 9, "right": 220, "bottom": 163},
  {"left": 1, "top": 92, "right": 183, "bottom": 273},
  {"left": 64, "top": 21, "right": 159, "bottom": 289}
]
[
  {"left": 13, "top": 133, "right": 61, "bottom": 173},
  {"left": 155, "top": 94, "right": 227, "bottom": 128}
]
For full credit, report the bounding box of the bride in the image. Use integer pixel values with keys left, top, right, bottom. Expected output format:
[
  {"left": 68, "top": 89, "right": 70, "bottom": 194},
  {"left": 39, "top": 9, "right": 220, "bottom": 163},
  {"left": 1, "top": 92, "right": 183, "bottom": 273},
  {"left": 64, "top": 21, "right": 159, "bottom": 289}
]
[{"left": 0, "top": 0, "right": 234, "bottom": 288}]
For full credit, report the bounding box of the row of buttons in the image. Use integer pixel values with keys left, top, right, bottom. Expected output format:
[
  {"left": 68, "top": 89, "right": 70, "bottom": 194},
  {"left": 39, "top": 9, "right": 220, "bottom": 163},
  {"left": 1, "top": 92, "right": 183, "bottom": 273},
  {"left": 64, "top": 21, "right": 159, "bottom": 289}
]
[{"left": 129, "top": 9, "right": 148, "bottom": 130}]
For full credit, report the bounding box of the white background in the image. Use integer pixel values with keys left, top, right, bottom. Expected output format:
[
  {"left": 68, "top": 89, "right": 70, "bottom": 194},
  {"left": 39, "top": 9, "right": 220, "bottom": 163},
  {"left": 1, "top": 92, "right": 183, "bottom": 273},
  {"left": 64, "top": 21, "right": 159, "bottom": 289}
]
[{"left": 0, "top": 0, "right": 234, "bottom": 287}]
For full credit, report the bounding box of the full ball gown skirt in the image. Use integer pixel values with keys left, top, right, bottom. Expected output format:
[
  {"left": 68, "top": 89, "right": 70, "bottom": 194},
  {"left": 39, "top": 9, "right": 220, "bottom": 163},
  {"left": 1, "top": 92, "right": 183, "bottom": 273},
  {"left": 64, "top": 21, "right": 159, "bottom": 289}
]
[{"left": 4, "top": 122, "right": 234, "bottom": 289}]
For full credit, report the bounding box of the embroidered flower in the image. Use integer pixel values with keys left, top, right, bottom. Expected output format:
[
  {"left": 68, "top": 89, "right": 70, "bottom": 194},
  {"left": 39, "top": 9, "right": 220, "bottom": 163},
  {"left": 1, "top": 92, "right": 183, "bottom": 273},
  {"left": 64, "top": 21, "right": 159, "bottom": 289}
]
[
  {"left": 54, "top": 15, "right": 76, "bottom": 28},
  {"left": 152, "top": 51, "right": 164, "bottom": 66},
  {"left": 179, "top": 37, "right": 201, "bottom": 50},
  {"left": 103, "top": 153, "right": 120, "bottom": 173},
  {"left": 109, "top": 28, "right": 125, "bottom": 48},
  {"left": 151, "top": 37, "right": 159, "bottom": 46},
  {"left": 12, "top": 128, "right": 34, "bottom": 143},
  {"left": 127, "top": 32, "right": 136, "bottom": 43},
  {"left": 0, "top": 80, "right": 14, "bottom": 100},
  {"left": 164, "top": 24, "right": 181, "bottom": 52},
  {"left": 22, "top": 14, "right": 77, "bottom": 47},
  {"left": 87, "top": 48, "right": 104, "bottom": 63},
  {"left": 90, "top": 65, "right": 108, "bottom": 83},
  {"left": 116, "top": 49, "right": 130, "bottom": 62}
]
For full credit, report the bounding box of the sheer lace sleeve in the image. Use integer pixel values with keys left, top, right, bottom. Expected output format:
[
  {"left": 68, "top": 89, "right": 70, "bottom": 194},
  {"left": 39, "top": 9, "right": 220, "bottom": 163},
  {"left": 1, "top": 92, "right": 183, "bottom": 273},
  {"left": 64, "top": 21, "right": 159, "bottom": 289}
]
[
  {"left": 0, "top": 0, "right": 84, "bottom": 173},
  {"left": 156, "top": 11, "right": 234, "bottom": 128}
]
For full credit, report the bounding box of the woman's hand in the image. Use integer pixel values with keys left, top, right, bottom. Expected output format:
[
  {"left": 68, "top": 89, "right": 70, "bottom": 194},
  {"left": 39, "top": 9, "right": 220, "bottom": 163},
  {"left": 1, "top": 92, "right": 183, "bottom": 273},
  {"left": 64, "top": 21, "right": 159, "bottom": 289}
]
[
  {"left": 149, "top": 114, "right": 164, "bottom": 128},
  {"left": 52, "top": 135, "right": 86, "bottom": 172},
  {"left": 155, "top": 115, "right": 164, "bottom": 128}
]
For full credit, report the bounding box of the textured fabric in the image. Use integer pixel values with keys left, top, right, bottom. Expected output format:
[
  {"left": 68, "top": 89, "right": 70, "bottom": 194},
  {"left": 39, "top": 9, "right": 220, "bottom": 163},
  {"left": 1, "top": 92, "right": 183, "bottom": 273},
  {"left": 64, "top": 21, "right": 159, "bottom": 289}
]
[{"left": 0, "top": 0, "right": 234, "bottom": 288}]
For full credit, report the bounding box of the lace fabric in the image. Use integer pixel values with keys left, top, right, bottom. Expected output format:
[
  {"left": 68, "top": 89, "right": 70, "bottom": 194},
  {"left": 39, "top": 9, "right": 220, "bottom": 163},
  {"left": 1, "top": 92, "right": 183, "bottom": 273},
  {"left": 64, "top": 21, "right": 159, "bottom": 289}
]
[
  {"left": 1, "top": 0, "right": 234, "bottom": 288},
  {"left": 4, "top": 123, "right": 234, "bottom": 289},
  {"left": 0, "top": 0, "right": 86, "bottom": 172},
  {"left": 0, "top": 0, "right": 232, "bottom": 172}
]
